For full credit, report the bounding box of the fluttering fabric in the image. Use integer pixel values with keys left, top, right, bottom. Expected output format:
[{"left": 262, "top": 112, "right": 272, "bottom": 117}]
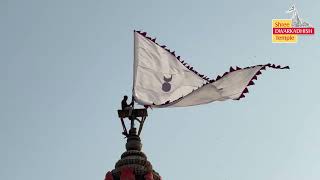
[{"left": 133, "top": 31, "right": 289, "bottom": 108}]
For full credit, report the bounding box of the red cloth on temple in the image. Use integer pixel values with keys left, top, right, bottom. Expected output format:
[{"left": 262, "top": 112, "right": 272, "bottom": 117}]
[
  {"left": 120, "top": 167, "right": 135, "bottom": 180},
  {"left": 144, "top": 172, "right": 154, "bottom": 180},
  {"left": 105, "top": 171, "right": 113, "bottom": 180}
]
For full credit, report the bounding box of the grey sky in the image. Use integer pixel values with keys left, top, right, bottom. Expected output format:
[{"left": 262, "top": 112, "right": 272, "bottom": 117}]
[{"left": 1, "top": 0, "right": 320, "bottom": 180}]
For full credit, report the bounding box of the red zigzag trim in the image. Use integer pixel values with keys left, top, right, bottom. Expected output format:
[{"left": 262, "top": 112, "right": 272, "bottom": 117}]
[{"left": 233, "top": 63, "right": 289, "bottom": 100}]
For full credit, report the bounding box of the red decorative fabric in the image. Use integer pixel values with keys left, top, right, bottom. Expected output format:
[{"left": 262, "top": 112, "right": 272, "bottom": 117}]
[
  {"left": 105, "top": 171, "right": 113, "bottom": 180},
  {"left": 120, "top": 167, "right": 135, "bottom": 180},
  {"left": 144, "top": 172, "right": 154, "bottom": 180}
]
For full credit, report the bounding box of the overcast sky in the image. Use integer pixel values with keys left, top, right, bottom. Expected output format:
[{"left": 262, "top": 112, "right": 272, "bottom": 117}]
[{"left": 1, "top": 0, "right": 320, "bottom": 180}]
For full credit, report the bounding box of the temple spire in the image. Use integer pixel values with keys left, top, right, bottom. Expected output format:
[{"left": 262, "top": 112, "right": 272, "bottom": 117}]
[{"left": 104, "top": 108, "right": 161, "bottom": 180}]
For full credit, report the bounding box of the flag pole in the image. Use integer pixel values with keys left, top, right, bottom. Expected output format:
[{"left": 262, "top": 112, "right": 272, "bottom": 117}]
[
  {"left": 131, "top": 95, "right": 134, "bottom": 109},
  {"left": 130, "top": 30, "right": 136, "bottom": 130},
  {"left": 132, "top": 30, "right": 136, "bottom": 109}
]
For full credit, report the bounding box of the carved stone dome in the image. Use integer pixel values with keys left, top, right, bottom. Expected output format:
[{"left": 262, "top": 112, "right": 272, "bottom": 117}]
[{"left": 105, "top": 128, "right": 161, "bottom": 180}]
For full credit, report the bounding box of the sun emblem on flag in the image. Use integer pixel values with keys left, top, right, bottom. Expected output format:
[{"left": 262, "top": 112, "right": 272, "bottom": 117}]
[{"left": 162, "top": 75, "right": 173, "bottom": 92}]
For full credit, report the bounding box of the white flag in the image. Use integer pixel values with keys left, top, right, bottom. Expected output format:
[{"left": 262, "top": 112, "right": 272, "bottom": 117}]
[
  {"left": 133, "top": 31, "right": 207, "bottom": 106},
  {"left": 133, "top": 31, "right": 289, "bottom": 108}
]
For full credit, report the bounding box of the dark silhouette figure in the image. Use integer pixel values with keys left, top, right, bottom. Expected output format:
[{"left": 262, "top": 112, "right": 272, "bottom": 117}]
[
  {"left": 121, "top": 95, "right": 134, "bottom": 110},
  {"left": 121, "top": 96, "right": 135, "bottom": 136}
]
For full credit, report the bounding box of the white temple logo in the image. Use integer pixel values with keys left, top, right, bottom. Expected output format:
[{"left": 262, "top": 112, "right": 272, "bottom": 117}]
[
  {"left": 286, "top": 4, "right": 312, "bottom": 28},
  {"left": 162, "top": 75, "right": 173, "bottom": 92}
]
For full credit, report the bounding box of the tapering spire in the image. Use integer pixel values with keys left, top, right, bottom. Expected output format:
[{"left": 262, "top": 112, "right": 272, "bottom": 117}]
[{"left": 104, "top": 108, "right": 162, "bottom": 180}]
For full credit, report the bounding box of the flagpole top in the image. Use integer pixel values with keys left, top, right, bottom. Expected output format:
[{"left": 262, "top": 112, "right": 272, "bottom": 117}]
[
  {"left": 118, "top": 108, "right": 148, "bottom": 138},
  {"left": 105, "top": 108, "right": 161, "bottom": 180}
]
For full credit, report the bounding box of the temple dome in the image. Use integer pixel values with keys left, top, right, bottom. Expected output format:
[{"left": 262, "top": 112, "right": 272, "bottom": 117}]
[{"left": 105, "top": 128, "right": 161, "bottom": 180}]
